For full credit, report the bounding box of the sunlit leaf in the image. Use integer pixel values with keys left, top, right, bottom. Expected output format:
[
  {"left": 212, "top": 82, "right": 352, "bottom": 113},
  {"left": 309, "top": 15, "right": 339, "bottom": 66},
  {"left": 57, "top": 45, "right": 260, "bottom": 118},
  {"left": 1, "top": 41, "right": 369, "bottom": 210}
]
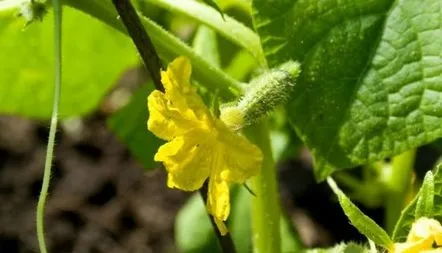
[
  {"left": 253, "top": 0, "right": 442, "bottom": 180},
  {"left": 0, "top": 6, "right": 137, "bottom": 118}
]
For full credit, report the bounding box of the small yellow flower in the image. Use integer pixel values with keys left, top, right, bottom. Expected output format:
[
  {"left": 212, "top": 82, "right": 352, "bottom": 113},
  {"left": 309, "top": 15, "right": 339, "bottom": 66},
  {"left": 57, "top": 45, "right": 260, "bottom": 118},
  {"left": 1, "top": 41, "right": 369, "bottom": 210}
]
[
  {"left": 147, "top": 56, "right": 262, "bottom": 235},
  {"left": 391, "top": 217, "right": 442, "bottom": 253}
]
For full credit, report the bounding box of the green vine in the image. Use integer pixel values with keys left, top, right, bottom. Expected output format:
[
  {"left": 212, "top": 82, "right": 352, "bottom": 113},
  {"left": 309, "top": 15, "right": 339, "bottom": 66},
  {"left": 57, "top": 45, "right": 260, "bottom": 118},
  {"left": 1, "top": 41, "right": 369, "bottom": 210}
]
[{"left": 36, "top": 0, "right": 62, "bottom": 252}]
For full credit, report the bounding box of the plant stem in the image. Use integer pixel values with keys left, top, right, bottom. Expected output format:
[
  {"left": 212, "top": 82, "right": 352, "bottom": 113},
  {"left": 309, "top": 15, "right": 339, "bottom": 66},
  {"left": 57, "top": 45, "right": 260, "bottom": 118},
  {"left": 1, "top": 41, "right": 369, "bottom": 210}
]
[
  {"left": 247, "top": 122, "right": 281, "bottom": 253},
  {"left": 112, "top": 0, "right": 163, "bottom": 91},
  {"left": 36, "top": 1, "right": 62, "bottom": 253},
  {"left": 385, "top": 149, "right": 416, "bottom": 233}
]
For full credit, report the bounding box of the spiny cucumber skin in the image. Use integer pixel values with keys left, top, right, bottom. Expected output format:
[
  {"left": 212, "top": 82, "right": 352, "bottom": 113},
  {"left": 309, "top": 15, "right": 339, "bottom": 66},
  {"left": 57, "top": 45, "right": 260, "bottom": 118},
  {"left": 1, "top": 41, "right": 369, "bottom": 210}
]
[
  {"left": 220, "top": 61, "right": 301, "bottom": 130},
  {"left": 239, "top": 61, "right": 301, "bottom": 127}
]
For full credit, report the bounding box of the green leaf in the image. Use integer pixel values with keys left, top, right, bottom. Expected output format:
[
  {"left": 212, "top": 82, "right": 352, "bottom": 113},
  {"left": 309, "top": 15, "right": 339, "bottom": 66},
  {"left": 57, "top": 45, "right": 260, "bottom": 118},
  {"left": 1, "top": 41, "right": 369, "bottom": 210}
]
[
  {"left": 175, "top": 193, "right": 221, "bottom": 253},
  {"left": 392, "top": 164, "right": 441, "bottom": 241},
  {"left": 327, "top": 178, "right": 393, "bottom": 249},
  {"left": 391, "top": 194, "right": 419, "bottom": 242},
  {"left": 414, "top": 171, "right": 434, "bottom": 218},
  {"left": 176, "top": 189, "right": 246, "bottom": 253},
  {"left": 253, "top": 0, "right": 442, "bottom": 180},
  {"left": 435, "top": 164, "right": 442, "bottom": 220},
  {"left": 0, "top": 6, "right": 137, "bottom": 118},
  {"left": 107, "top": 84, "right": 162, "bottom": 169}
]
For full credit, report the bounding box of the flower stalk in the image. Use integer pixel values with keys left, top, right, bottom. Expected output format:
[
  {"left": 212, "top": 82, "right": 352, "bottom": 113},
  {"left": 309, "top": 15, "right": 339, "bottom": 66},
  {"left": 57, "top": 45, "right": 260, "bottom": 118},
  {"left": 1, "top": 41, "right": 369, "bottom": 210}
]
[
  {"left": 247, "top": 122, "right": 281, "bottom": 253},
  {"left": 111, "top": 0, "right": 163, "bottom": 91}
]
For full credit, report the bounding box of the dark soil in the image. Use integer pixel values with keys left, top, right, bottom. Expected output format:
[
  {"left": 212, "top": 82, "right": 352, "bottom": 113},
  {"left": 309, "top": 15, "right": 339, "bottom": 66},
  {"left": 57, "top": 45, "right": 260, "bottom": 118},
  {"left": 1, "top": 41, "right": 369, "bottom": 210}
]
[{"left": 0, "top": 114, "right": 188, "bottom": 253}]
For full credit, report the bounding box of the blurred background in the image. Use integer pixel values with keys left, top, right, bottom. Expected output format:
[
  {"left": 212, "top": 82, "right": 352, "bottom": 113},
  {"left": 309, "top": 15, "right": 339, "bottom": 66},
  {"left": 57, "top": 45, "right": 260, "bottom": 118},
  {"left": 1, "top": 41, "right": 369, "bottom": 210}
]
[{"left": 1, "top": 0, "right": 441, "bottom": 252}]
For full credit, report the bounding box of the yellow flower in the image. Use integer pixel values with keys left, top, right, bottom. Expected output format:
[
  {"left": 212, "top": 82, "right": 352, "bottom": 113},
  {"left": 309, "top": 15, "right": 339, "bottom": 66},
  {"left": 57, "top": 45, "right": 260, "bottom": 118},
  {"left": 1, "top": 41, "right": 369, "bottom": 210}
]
[
  {"left": 390, "top": 217, "right": 442, "bottom": 253},
  {"left": 147, "top": 56, "right": 262, "bottom": 235}
]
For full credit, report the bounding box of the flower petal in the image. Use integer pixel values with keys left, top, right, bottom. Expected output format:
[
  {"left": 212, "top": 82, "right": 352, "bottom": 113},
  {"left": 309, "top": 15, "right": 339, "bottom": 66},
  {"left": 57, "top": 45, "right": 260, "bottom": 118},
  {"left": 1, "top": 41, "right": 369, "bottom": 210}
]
[
  {"left": 161, "top": 56, "right": 192, "bottom": 96},
  {"left": 147, "top": 90, "right": 200, "bottom": 140},
  {"left": 218, "top": 124, "right": 262, "bottom": 183},
  {"left": 148, "top": 56, "right": 264, "bottom": 238},
  {"left": 155, "top": 132, "right": 211, "bottom": 191},
  {"left": 391, "top": 218, "right": 442, "bottom": 253},
  {"left": 408, "top": 218, "right": 442, "bottom": 243},
  {"left": 207, "top": 175, "right": 230, "bottom": 221},
  {"left": 392, "top": 237, "right": 434, "bottom": 253},
  {"left": 161, "top": 57, "right": 209, "bottom": 119}
]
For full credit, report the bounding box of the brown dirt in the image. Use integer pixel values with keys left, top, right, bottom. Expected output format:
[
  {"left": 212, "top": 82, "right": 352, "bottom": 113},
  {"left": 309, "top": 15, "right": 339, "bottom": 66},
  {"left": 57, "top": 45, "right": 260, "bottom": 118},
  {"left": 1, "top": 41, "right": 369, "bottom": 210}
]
[{"left": 0, "top": 114, "right": 189, "bottom": 253}]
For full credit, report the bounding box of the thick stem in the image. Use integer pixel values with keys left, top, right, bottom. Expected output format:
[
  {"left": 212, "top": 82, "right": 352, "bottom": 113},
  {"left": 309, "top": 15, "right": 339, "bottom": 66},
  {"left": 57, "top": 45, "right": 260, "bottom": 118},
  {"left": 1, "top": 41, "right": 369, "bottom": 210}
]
[
  {"left": 385, "top": 149, "right": 416, "bottom": 233},
  {"left": 36, "top": 1, "right": 62, "bottom": 253},
  {"left": 112, "top": 0, "right": 163, "bottom": 91},
  {"left": 247, "top": 122, "right": 281, "bottom": 253}
]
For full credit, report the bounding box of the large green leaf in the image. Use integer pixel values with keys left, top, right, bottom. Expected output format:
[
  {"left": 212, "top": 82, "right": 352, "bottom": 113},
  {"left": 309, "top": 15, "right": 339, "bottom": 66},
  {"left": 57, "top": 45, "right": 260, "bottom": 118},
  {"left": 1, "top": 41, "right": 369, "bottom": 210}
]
[
  {"left": 253, "top": 0, "right": 442, "bottom": 179},
  {"left": 0, "top": 6, "right": 137, "bottom": 118},
  {"left": 175, "top": 193, "right": 221, "bottom": 253}
]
